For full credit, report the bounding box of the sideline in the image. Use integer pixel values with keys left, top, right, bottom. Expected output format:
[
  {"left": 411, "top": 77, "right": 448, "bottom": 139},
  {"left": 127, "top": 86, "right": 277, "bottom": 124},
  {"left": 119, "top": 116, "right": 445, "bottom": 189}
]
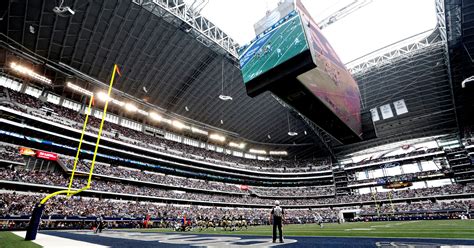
[{"left": 12, "top": 231, "right": 109, "bottom": 248}]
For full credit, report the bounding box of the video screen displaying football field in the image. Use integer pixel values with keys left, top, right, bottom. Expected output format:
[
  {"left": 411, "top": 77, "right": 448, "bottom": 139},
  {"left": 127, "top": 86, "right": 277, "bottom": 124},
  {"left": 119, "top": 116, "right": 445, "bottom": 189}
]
[{"left": 239, "top": 13, "right": 309, "bottom": 83}]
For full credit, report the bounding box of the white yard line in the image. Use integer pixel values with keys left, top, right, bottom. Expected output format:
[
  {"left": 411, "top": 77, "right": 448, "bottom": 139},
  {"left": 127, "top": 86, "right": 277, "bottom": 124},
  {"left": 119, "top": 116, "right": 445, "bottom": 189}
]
[
  {"left": 371, "top": 220, "right": 421, "bottom": 228},
  {"left": 11, "top": 231, "right": 109, "bottom": 248}
]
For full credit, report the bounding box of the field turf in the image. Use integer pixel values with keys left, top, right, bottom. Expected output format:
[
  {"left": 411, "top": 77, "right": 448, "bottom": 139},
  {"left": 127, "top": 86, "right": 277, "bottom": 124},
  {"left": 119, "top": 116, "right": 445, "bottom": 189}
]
[
  {"left": 136, "top": 220, "right": 474, "bottom": 239},
  {"left": 1, "top": 220, "right": 473, "bottom": 248},
  {"left": 0, "top": 231, "right": 41, "bottom": 248}
]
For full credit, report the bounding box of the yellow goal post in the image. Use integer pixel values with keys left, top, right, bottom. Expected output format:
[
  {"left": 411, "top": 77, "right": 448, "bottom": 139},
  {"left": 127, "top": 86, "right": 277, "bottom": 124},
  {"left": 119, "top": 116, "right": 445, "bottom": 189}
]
[{"left": 39, "top": 64, "right": 120, "bottom": 206}]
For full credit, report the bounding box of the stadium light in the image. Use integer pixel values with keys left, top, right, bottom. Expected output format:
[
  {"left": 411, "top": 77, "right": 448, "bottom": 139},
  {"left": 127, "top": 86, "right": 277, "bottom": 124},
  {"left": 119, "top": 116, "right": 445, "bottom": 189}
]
[
  {"left": 161, "top": 118, "right": 172, "bottom": 124},
  {"left": 269, "top": 151, "right": 288, "bottom": 156},
  {"left": 219, "top": 95, "right": 233, "bottom": 101},
  {"left": 209, "top": 133, "right": 226, "bottom": 142},
  {"left": 66, "top": 82, "right": 93, "bottom": 96},
  {"left": 288, "top": 131, "right": 298, "bottom": 136},
  {"left": 96, "top": 91, "right": 110, "bottom": 101},
  {"left": 10, "top": 62, "right": 51, "bottom": 84},
  {"left": 249, "top": 149, "right": 267, "bottom": 155},
  {"left": 137, "top": 109, "right": 149, "bottom": 116},
  {"left": 229, "top": 142, "right": 245, "bottom": 149},
  {"left": 96, "top": 91, "right": 127, "bottom": 106},
  {"left": 125, "top": 103, "right": 138, "bottom": 112},
  {"left": 150, "top": 112, "right": 162, "bottom": 121},
  {"left": 112, "top": 99, "right": 125, "bottom": 107},
  {"left": 286, "top": 114, "right": 298, "bottom": 136},
  {"left": 191, "top": 127, "right": 208, "bottom": 135},
  {"left": 172, "top": 120, "right": 190, "bottom": 130}
]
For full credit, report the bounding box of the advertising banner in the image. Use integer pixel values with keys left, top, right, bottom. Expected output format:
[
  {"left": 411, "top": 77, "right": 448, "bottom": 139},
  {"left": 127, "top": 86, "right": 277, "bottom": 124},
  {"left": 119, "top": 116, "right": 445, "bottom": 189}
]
[
  {"left": 36, "top": 151, "right": 58, "bottom": 161},
  {"left": 19, "top": 147, "right": 36, "bottom": 156}
]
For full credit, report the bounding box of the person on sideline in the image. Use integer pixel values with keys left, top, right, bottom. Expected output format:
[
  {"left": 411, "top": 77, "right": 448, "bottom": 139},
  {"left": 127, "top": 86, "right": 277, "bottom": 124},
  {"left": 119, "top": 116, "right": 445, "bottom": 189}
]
[{"left": 270, "top": 200, "right": 284, "bottom": 243}]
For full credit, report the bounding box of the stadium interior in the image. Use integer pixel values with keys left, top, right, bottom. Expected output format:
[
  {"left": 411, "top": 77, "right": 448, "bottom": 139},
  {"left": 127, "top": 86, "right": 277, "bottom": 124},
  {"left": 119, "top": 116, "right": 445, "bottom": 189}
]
[{"left": 0, "top": 0, "right": 473, "bottom": 247}]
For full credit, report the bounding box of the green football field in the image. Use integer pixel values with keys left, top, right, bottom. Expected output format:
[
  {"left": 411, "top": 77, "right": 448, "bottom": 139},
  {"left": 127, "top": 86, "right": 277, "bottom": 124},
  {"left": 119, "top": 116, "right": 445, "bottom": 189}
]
[
  {"left": 136, "top": 220, "right": 474, "bottom": 239},
  {"left": 2, "top": 220, "right": 473, "bottom": 248},
  {"left": 241, "top": 14, "right": 308, "bottom": 83},
  {"left": 0, "top": 232, "right": 41, "bottom": 248}
]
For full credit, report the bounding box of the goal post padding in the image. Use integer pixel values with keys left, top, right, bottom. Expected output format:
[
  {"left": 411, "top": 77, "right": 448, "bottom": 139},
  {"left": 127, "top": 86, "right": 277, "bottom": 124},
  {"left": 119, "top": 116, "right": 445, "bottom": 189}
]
[{"left": 25, "top": 202, "right": 45, "bottom": 241}]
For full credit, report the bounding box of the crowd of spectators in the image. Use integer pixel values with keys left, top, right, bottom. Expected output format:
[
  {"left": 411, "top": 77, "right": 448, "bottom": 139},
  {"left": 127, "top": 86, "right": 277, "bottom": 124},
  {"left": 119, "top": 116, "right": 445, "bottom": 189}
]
[
  {"left": 0, "top": 87, "right": 7, "bottom": 99},
  {"left": 2, "top": 88, "right": 473, "bottom": 226},
  {"left": 1, "top": 192, "right": 470, "bottom": 230},
  {"left": 250, "top": 185, "right": 335, "bottom": 197},
  {"left": 358, "top": 201, "right": 473, "bottom": 223},
  {"left": 60, "top": 157, "right": 336, "bottom": 197},
  {"left": 4, "top": 87, "right": 331, "bottom": 173},
  {"left": 8, "top": 90, "right": 42, "bottom": 109},
  {"left": 359, "top": 200, "right": 473, "bottom": 215},
  {"left": 347, "top": 169, "right": 451, "bottom": 186},
  {"left": 6, "top": 170, "right": 244, "bottom": 203},
  {"left": 0, "top": 192, "right": 339, "bottom": 225},
  {"left": 60, "top": 157, "right": 244, "bottom": 194},
  {"left": 342, "top": 183, "right": 471, "bottom": 204},
  {"left": 0, "top": 145, "right": 24, "bottom": 163},
  {"left": 2, "top": 168, "right": 473, "bottom": 206}
]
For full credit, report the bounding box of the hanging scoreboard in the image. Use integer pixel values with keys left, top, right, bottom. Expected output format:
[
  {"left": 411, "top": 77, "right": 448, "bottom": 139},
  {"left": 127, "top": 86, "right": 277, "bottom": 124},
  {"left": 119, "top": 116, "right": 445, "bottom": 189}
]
[{"left": 239, "top": 0, "right": 365, "bottom": 143}]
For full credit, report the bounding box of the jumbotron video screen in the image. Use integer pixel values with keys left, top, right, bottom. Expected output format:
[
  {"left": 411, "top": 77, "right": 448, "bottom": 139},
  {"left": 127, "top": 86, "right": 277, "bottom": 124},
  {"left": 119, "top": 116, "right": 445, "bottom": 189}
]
[
  {"left": 295, "top": 0, "right": 362, "bottom": 136},
  {"left": 239, "top": 10, "right": 308, "bottom": 83},
  {"left": 239, "top": 0, "right": 362, "bottom": 137}
]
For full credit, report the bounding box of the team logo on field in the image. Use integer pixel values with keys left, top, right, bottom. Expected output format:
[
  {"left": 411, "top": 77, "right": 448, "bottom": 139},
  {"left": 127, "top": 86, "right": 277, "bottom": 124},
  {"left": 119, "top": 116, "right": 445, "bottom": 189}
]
[{"left": 73, "top": 231, "right": 297, "bottom": 247}]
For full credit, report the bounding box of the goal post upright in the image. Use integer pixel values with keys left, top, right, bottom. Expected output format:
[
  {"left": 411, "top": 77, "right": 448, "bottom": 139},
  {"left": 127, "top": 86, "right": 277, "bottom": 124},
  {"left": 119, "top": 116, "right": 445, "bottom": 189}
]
[
  {"left": 66, "top": 94, "right": 95, "bottom": 197},
  {"left": 25, "top": 64, "right": 120, "bottom": 241},
  {"left": 86, "top": 64, "right": 119, "bottom": 188}
]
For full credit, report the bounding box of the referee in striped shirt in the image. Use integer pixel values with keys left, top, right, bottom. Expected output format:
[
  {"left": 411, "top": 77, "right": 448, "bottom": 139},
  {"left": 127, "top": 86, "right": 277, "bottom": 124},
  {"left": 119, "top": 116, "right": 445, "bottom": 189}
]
[{"left": 270, "top": 200, "right": 285, "bottom": 243}]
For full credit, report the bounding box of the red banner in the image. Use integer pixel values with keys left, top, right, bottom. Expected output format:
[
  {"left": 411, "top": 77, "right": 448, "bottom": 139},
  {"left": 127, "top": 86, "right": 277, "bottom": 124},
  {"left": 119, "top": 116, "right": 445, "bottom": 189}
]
[{"left": 36, "top": 151, "right": 58, "bottom": 161}]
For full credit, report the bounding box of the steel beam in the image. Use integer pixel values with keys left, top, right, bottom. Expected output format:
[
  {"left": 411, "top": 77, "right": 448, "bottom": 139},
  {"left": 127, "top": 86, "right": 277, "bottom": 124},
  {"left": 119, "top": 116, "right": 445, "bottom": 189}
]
[
  {"left": 132, "top": 0, "right": 239, "bottom": 59},
  {"left": 347, "top": 30, "right": 442, "bottom": 75}
]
